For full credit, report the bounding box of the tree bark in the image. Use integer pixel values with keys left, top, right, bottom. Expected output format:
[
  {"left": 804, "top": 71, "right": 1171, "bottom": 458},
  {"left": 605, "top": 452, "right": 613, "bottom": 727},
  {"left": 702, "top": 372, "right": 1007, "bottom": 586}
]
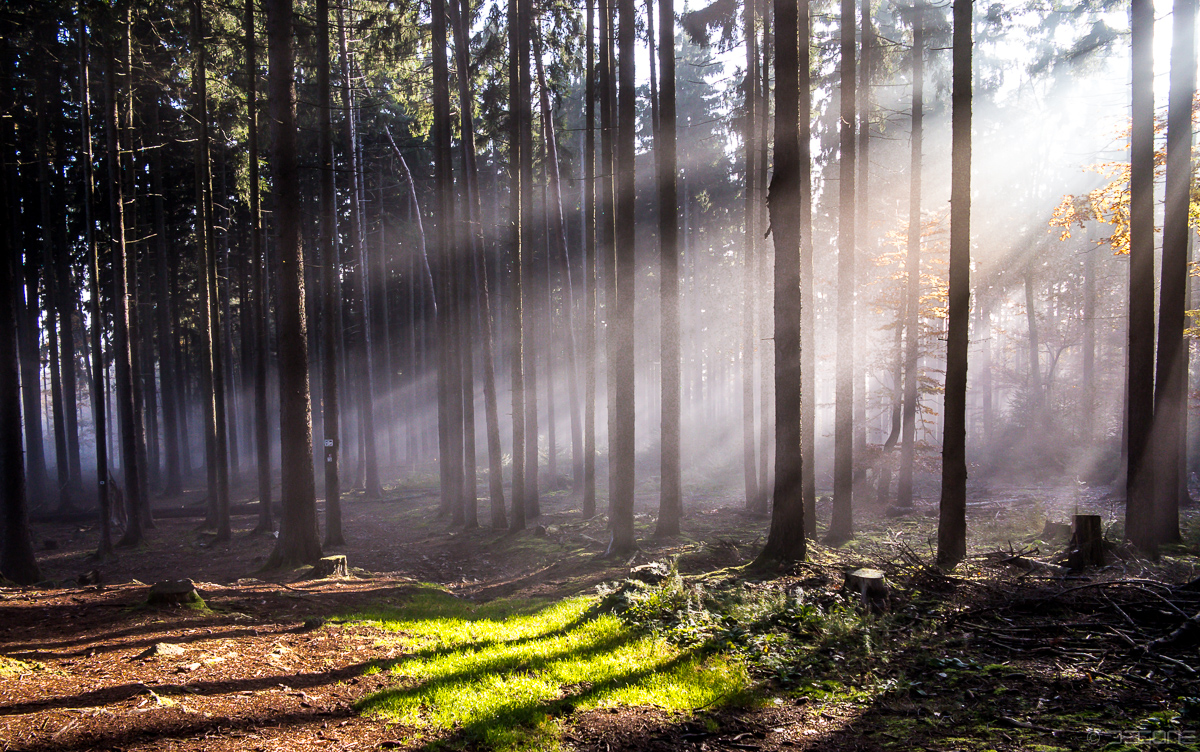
[
  {"left": 830, "top": 0, "right": 856, "bottom": 541},
  {"left": 937, "top": 0, "right": 971, "bottom": 568},
  {"left": 896, "top": 6, "right": 923, "bottom": 509},
  {"left": 582, "top": 0, "right": 598, "bottom": 520},
  {"left": 246, "top": 0, "right": 273, "bottom": 535},
  {"left": 0, "top": 34, "right": 40, "bottom": 583},
  {"left": 757, "top": 0, "right": 806, "bottom": 564},
  {"left": 655, "top": 0, "right": 681, "bottom": 537},
  {"left": 265, "top": 0, "right": 323, "bottom": 569},
  {"left": 799, "top": 0, "right": 815, "bottom": 536},
  {"left": 742, "top": 0, "right": 761, "bottom": 514},
  {"left": 507, "top": 0, "right": 527, "bottom": 532},
  {"left": 317, "top": 0, "right": 342, "bottom": 545},
  {"left": 338, "top": 4, "right": 382, "bottom": 503},
  {"left": 105, "top": 32, "right": 143, "bottom": 548},
  {"left": 608, "top": 0, "right": 638, "bottom": 554},
  {"left": 1152, "top": 0, "right": 1195, "bottom": 544}
]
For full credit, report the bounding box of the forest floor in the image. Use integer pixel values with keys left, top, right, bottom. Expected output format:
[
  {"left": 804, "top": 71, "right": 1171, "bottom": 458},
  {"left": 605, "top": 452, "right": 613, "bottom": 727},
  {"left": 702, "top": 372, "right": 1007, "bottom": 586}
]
[{"left": 2, "top": 473, "right": 1200, "bottom": 752}]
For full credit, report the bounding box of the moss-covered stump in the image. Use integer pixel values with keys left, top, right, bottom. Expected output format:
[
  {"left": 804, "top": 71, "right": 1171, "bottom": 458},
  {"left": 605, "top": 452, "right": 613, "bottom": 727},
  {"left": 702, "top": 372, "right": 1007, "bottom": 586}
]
[
  {"left": 311, "top": 555, "right": 348, "bottom": 579},
  {"left": 145, "top": 579, "right": 205, "bottom": 608}
]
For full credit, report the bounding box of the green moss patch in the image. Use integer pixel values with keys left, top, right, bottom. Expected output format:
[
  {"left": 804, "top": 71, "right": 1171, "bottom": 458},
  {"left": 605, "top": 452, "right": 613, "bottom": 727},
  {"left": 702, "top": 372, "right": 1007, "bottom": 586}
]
[{"left": 350, "top": 588, "right": 750, "bottom": 751}]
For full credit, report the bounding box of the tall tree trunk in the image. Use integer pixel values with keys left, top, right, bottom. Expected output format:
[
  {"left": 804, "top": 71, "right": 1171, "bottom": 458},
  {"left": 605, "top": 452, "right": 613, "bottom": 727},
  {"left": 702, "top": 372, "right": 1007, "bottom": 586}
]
[
  {"left": 830, "top": 0, "right": 856, "bottom": 541},
  {"left": 600, "top": 0, "right": 617, "bottom": 529},
  {"left": 507, "top": 0, "right": 527, "bottom": 531},
  {"left": 245, "top": 0, "right": 273, "bottom": 534},
  {"left": 532, "top": 30, "right": 585, "bottom": 498},
  {"left": 432, "top": 0, "right": 466, "bottom": 523},
  {"left": 582, "top": 0, "right": 598, "bottom": 519},
  {"left": 607, "top": 0, "right": 638, "bottom": 555},
  {"left": 758, "top": 0, "right": 805, "bottom": 563},
  {"left": 896, "top": 6, "right": 923, "bottom": 509},
  {"left": 1125, "top": 0, "right": 1156, "bottom": 553},
  {"left": 742, "top": 0, "right": 761, "bottom": 513},
  {"left": 151, "top": 99, "right": 182, "bottom": 498},
  {"left": 265, "top": 0, "right": 323, "bottom": 569},
  {"left": 317, "top": 0, "right": 342, "bottom": 544},
  {"left": 1152, "top": 0, "right": 1195, "bottom": 543},
  {"left": 655, "top": 0, "right": 681, "bottom": 537},
  {"left": 519, "top": 0, "right": 540, "bottom": 520},
  {"left": 937, "top": 0, "right": 971, "bottom": 568},
  {"left": 0, "top": 34, "right": 40, "bottom": 583},
  {"left": 105, "top": 33, "right": 143, "bottom": 548},
  {"left": 757, "top": 8, "right": 772, "bottom": 502},
  {"left": 193, "top": 0, "right": 230, "bottom": 542},
  {"left": 78, "top": 17, "right": 111, "bottom": 556},
  {"left": 449, "top": 0, "right": 502, "bottom": 527},
  {"left": 799, "top": 0, "right": 815, "bottom": 536},
  {"left": 37, "top": 41, "right": 70, "bottom": 510},
  {"left": 854, "top": 0, "right": 872, "bottom": 483},
  {"left": 337, "top": 4, "right": 382, "bottom": 502}
]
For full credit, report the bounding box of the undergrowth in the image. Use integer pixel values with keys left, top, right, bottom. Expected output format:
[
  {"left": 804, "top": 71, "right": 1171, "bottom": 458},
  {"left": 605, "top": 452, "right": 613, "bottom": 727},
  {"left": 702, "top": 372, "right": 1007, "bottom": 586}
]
[{"left": 597, "top": 563, "right": 905, "bottom": 702}]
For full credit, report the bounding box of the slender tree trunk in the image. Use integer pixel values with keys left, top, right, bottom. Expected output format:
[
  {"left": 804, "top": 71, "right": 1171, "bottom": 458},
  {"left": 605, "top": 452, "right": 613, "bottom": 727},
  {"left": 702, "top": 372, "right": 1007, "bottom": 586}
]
[
  {"left": 830, "top": 0, "right": 856, "bottom": 541},
  {"left": 449, "top": 0, "right": 502, "bottom": 527},
  {"left": 508, "top": 0, "right": 527, "bottom": 532},
  {"left": 742, "top": 0, "right": 761, "bottom": 514},
  {"left": 0, "top": 34, "right": 40, "bottom": 583},
  {"left": 1152, "top": 0, "right": 1195, "bottom": 543},
  {"left": 245, "top": 0, "right": 273, "bottom": 534},
  {"left": 317, "top": 0, "right": 342, "bottom": 545},
  {"left": 607, "top": 0, "right": 638, "bottom": 554},
  {"left": 757, "top": 0, "right": 805, "bottom": 563},
  {"left": 897, "top": 6, "right": 923, "bottom": 509},
  {"left": 193, "top": 0, "right": 230, "bottom": 542},
  {"left": 600, "top": 0, "right": 617, "bottom": 526},
  {"left": 854, "top": 0, "right": 872, "bottom": 483},
  {"left": 1126, "top": 0, "right": 1156, "bottom": 553},
  {"left": 1082, "top": 250, "right": 1095, "bottom": 443},
  {"left": 265, "top": 0, "right": 322, "bottom": 568},
  {"left": 798, "top": 0, "right": 815, "bottom": 536},
  {"left": 78, "top": 18, "right": 111, "bottom": 556},
  {"left": 105, "top": 34, "right": 143, "bottom": 548},
  {"left": 337, "top": 4, "right": 382, "bottom": 502},
  {"left": 583, "top": 0, "right": 598, "bottom": 519},
  {"left": 520, "top": 0, "right": 540, "bottom": 520},
  {"left": 937, "top": 0, "right": 971, "bottom": 568},
  {"left": 38, "top": 49, "right": 70, "bottom": 510},
  {"left": 655, "top": 0, "right": 681, "bottom": 537},
  {"left": 431, "top": 0, "right": 466, "bottom": 523},
  {"left": 151, "top": 99, "right": 182, "bottom": 498},
  {"left": 757, "top": 8, "right": 772, "bottom": 502},
  {"left": 1024, "top": 270, "right": 1041, "bottom": 407},
  {"left": 532, "top": 32, "right": 585, "bottom": 498}
]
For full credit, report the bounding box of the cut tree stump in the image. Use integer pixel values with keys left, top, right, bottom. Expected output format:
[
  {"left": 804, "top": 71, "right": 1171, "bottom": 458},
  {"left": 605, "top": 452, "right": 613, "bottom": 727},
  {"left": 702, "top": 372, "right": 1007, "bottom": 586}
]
[
  {"left": 311, "top": 555, "right": 348, "bottom": 578},
  {"left": 844, "top": 568, "right": 889, "bottom": 612},
  {"left": 1069, "top": 514, "right": 1105, "bottom": 569},
  {"left": 146, "top": 580, "right": 205, "bottom": 608}
]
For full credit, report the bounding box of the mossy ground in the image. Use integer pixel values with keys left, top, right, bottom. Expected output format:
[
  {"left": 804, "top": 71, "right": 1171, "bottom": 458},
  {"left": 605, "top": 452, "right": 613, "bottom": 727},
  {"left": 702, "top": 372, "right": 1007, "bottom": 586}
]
[{"left": 350, "top": 587, "right": 752, "bottom": 751}]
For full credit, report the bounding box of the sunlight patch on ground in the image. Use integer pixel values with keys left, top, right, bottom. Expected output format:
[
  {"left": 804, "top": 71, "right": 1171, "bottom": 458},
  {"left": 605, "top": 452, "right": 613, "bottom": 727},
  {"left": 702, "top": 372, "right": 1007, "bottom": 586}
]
[{"left": 349, "top": 589, "right": 750, "bottom": 751}]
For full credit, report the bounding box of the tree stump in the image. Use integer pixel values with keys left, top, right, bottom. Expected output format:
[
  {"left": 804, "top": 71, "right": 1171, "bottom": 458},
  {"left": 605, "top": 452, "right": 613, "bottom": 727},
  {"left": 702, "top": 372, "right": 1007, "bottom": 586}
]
[
  {"left": 844, "top": 568, "right": 889, "bottom": 612},
  {"left": 311, "top": 555, "right": 348, "bottom": 578},
  {"left": 146, "top": 580, "right": 205, "bottom": 608},
  {"left": 1070, "top": 514, "right": 1105, "bottom": 569}
]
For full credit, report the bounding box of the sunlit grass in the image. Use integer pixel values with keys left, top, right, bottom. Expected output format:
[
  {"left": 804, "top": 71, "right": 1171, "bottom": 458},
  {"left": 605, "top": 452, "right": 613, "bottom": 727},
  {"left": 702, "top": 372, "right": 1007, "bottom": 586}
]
[
  {"left": 350, "top": 588, "right": 751, "bottom": 751},
  {"left": 0, "top": 655, "right": 41, "bottom": 676}
]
